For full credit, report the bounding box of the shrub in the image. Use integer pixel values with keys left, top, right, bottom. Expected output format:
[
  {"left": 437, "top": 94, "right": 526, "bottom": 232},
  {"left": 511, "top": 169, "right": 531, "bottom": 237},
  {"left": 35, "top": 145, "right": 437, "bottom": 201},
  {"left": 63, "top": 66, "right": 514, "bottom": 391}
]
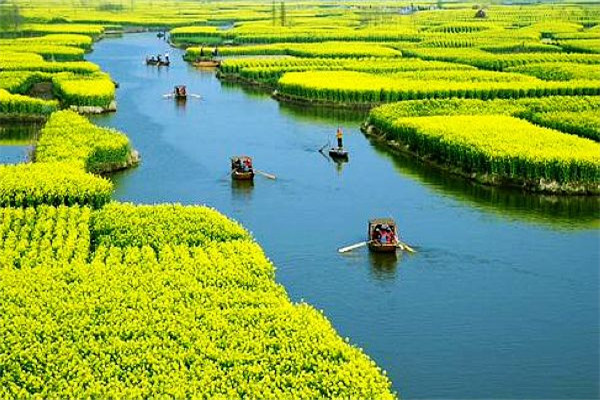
[
  {"left": 0, "top": 163, "right": 112, "bottom": 208},
  {"left": 36, "top": 110, "right": 131, "bottom": 173},
  {"left": 91, "top": 203, "right": 251, "bottom": 250}
]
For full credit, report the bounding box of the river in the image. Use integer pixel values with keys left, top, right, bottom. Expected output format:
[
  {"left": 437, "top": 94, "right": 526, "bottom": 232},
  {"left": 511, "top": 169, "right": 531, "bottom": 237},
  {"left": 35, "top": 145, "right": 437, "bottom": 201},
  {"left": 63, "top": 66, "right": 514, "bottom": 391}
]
[{"left": 87, "top": 33, "right": 599, "bottom": 399}]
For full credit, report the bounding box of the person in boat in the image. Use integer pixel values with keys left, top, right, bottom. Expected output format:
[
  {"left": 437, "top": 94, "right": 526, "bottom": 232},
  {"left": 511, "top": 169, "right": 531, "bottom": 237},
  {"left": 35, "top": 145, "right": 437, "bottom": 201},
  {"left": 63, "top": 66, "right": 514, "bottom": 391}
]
[
  {"left": 233, "top": 158, "right": 243, "bottom": 172},
  {"left": 382, "top": 224, "right": 396, "bottom": 245},
  {"left": 244, "top": 158, "right": 252, "bottom": 171},
  {"left": 380, "top": 230, "right": 389, "bottom": 244},
  {"left": 372, "top": 224, "right": 394, "bottom": 245},
  {"left": 389, "top": 225, "right": 396, "bottom": 239},
  {"left": 165, "top": 52, "right": 170, "bottom": 63},
  {"left": 156, "top": 54, "right": 162, "bottom": 63},
  {"left": 336, "top": 127, "right": 343, "bottom": 149},
  {"left": 372, "top": 226, "right": 381, "bottom": 242}
]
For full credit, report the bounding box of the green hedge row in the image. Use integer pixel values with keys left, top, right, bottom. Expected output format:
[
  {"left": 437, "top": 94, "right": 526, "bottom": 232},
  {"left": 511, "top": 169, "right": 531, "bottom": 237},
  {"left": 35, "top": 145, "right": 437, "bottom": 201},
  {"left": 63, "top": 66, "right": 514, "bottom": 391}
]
[
  {"left": 36, "top": 110, "right": 131, "bottom": 173},
  {"left": 0, "top": 163, "right": 112, "bottom": 208}
]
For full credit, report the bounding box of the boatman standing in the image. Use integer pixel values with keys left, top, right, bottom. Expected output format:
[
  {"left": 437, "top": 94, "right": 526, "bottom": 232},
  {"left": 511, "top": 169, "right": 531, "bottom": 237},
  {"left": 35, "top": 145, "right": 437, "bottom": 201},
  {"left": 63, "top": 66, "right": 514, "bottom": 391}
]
[{"left": 336, "top": 127, "right": 343, "bottom": 148}]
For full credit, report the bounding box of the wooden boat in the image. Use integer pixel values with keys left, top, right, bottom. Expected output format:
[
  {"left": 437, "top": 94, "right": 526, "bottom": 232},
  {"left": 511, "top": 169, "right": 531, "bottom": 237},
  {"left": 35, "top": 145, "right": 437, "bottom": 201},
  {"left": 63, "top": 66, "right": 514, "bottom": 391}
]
[
  {"left": 173, "top": 85, "right": 187, "bottom": 100},
  {"left": 231, "top": 156, "right": 254, "bottom": 181},
  {"left": 339, "top": 218, "right": 414, "bottom": 254},
  {"left": 367, "top": 218, "right": 399, "bottom": 253},
  {"left": 146, "top": 58, "right": 170, "bottom": 67},
  {"left": 194, "top": 60, "right": 221, "bottom": 68},
  {"left": 232, "top": 170, "right": 254, "bottom": 180},
  {"left": 328, "top": 147, "right": 349, "bottom": 160}
]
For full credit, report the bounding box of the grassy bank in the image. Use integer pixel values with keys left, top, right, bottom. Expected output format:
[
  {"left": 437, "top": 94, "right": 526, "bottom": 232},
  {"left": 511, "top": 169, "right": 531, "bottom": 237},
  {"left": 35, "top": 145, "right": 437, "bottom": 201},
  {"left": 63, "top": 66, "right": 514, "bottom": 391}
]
[
  {"left": 0, "top": 202, "right": 396, "bottom": 398},
  {"left": 364, "top": 111, "right": 600, "bottom": 194}
]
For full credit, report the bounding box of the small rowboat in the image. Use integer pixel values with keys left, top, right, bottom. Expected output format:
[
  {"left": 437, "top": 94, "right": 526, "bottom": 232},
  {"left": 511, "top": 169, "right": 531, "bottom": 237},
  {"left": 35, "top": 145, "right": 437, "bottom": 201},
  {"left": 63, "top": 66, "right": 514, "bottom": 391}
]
[
  {"left": 174, "top": 85, "right": 187, "bottom": 100},
  {"left": 338, "top": 218, "right": 415, "bottom": 254},
  {"left": 232, "top": 170, "right": 254, "bottom": 180},
  {"left": 194, "top": 60, "right": 221, "bottom": 68},
  {"left": 329, "top": 147, "right": 349, "bottom": 160},
  {"left": 146, "top": 58, "right": 170, "bottom": 67},
  {"left": 368, "top": 218, "right": 399, "bottom": 253},
  {"left": 231, "top": 156, "right": 254, "bottom": 181}
]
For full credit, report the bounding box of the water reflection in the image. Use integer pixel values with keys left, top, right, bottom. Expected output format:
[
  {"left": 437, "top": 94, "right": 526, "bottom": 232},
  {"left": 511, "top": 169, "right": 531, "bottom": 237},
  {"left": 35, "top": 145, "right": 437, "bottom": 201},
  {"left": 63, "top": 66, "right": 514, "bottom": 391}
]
[
  {"left": 278, "top": 101, "right": 368, "bottom": 125},
  {"left": 219, "top": 80, "right": 272, "bottom": 100},
  {"left": 368, "top": 251, "right": 400, "bottom": 281},
  {"left": 145, "top": 64, "right": 169, "bottom": 78},
  {"left": 368, "top": 139, "right": 600, "bottom": 230},
  {"left": 174, "top": 97, "right": 187, "bottom": 113},
  {"left": 0, "top": 122, "right": 40, "bottom": 145},
  {"left": 0, "top": 122, "right": 40, "bottom": 164},
  {"left": 231, "top": 179, "right": 254, "bottom": 200},
  {"left": 334, "top": 159, "right": 347, "bottom": 175}
]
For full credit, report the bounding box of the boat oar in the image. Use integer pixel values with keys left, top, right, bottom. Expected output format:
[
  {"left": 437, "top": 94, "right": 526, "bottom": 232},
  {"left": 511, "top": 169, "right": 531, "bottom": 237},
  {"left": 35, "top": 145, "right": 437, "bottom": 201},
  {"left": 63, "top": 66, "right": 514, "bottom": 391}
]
[
  {"left": 255, "top": 170, "right": 276, "bottom": 180},
  {"left": 397, "top": 240, "right": 416, "bottom": 253},
  {"left": 338, "top": 241, "right": 369, "bottom": 253}
]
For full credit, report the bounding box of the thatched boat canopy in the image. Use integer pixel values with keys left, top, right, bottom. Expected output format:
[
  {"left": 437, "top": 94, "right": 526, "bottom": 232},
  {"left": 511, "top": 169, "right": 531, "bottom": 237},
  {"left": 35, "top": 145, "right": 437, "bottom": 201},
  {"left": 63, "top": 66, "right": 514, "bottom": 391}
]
[
  {"left": 231, "top": 155, "right": 252, "bottom": 163},
  {"left": 369, "top": 218, "right": 396, "bottom": 227}
]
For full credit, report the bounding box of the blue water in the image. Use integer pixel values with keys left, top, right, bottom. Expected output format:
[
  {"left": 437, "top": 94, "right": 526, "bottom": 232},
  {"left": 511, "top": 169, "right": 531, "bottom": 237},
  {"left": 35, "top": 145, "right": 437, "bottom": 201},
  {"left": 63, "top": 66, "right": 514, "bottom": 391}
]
[{"left": 88, "top": 33, "right": 600, "bottom": 399}]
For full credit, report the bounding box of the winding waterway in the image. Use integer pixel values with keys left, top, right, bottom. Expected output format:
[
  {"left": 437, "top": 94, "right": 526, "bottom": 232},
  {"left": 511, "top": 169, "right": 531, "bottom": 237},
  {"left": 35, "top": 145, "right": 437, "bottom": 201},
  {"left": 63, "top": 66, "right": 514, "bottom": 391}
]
[{"left": 88, "top": 33, "right": 599, "bottom": 399}]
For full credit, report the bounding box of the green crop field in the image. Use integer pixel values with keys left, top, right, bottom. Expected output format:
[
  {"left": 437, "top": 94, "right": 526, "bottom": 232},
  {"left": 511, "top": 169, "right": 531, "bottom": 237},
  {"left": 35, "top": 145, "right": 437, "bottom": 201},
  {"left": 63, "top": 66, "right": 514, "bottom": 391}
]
[
  {"left": 0, "top": 203, "right": 396, "bottom": 398},
  {"left": 173, "top": 1, "right": 600, "bottom": 194}
]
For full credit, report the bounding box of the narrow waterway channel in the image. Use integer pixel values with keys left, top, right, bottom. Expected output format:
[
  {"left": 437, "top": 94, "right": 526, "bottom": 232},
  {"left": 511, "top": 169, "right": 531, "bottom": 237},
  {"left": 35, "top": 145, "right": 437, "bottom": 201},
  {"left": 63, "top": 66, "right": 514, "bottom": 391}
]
[{"left": 88, "top": 33, "right": 599, "bottom": 399}]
